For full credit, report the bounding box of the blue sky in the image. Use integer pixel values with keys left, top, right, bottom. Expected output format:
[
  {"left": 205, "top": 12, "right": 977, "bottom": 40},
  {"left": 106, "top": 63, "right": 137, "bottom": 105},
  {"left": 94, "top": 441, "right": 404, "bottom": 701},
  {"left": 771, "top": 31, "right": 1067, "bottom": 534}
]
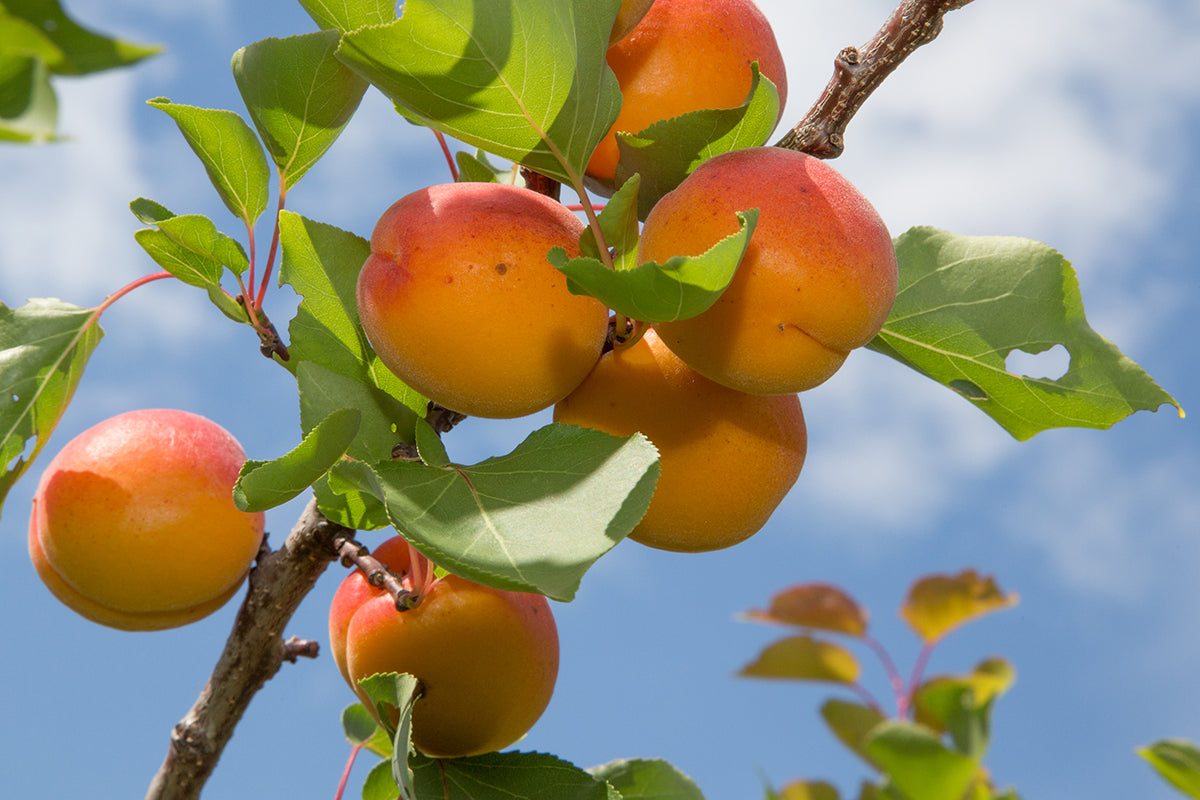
[{"left": 1, "top": 1, "right": 1198, "bottom": 798}]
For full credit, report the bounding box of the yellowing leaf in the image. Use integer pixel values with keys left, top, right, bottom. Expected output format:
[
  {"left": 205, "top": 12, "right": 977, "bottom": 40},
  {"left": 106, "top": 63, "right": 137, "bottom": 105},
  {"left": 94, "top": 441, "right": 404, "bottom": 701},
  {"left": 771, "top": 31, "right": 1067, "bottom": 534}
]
[
  {"left": 743, "top": 583, "right": 868, "bottom": 636},
  {"left": 777, "top": 779, "right": 841, "bottom": 800},
  {"left": 901, "top": 570, "right": 1017, "bottom": 642},
  {"left": 738, "top": 635, "right": 860, "bottom": 685}
]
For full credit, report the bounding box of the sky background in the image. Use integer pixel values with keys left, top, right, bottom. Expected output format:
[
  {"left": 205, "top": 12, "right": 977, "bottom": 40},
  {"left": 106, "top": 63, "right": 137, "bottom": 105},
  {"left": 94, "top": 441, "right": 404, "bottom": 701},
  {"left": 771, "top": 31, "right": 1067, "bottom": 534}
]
[{"left": 1, "top": 0, "right": 1198, "bottom": 798}]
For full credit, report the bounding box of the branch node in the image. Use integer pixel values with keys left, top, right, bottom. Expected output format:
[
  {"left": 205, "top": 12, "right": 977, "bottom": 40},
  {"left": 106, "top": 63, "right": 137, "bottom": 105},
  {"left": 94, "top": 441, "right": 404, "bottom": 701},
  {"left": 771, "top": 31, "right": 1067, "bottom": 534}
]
[{"left": 282, "top": 636, "right": 320, "bottom": 663}]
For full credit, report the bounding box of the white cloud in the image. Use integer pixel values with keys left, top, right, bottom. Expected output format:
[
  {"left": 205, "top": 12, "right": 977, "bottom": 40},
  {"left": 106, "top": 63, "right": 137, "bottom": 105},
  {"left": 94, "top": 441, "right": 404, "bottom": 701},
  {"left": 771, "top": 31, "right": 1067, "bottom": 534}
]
[{"left": 1002, "top": 437, "right": 1200, "bottom": 600}]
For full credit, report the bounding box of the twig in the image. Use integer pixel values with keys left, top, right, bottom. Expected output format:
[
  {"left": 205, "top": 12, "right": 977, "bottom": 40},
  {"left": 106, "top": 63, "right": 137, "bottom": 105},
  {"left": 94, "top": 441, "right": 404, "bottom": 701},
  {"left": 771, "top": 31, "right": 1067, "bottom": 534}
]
[
  {"left": 334, "top": 536, "right": 418, "bottom": 611},
  {"left": 143, "top": 498, "right": 352, "bottom": 800},
  {"left": 776, "top": 0, "right": 978, "bottom": 158}
]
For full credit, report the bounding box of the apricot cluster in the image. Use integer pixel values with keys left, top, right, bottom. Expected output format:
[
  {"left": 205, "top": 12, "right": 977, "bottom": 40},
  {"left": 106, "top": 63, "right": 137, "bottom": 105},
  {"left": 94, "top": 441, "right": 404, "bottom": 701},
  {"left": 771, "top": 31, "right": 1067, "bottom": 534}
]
[
  {"left": 28, "top": 409, "right": 263, "bottom": 631},
  {"left": 328, "top": 537, "right": 559, "bottom": 758}
]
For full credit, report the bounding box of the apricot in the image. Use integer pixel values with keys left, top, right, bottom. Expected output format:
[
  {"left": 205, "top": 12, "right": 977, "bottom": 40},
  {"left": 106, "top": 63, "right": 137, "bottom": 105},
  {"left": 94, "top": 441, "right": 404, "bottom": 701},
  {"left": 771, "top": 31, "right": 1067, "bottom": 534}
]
[
  {"left": 356, "top": 182, "right": 609, "bottom": 419},
  {"left": 588, "top": 0, "right": 789, "bottom": 183},
  {"left": 329, "top": 536, "right": 560, "bottom": 758},
  {"left": 28, "top": 409, "right": 264, "bottom": 631},
  {"left": 646, "top": 147, "right": 899, "bottom": 394},
  {"left": 553, "top": 329, "right": 806, "bottom": 552}
]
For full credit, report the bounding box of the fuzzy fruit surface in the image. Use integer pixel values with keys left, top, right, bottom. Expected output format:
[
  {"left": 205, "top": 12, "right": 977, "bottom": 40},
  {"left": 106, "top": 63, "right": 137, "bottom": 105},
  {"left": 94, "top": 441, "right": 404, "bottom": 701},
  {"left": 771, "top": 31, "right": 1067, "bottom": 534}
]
[
  {"left": 329, "top": 537, "right": 560, "bottom": 758},
  {"left": 357, "top": 182, "right": 609, "bottom": 419},
  {"left": 28, "top": 409, "right": 263, "bottom": 631},
  {"left": 588, "top": 0, "right": 788, "bottom": 183},
  {"left": 553, "top": 329, "right": 806, "bottom": 552},
  {"left": 647, "top": 147, "right": 899, "bottom": 394}
]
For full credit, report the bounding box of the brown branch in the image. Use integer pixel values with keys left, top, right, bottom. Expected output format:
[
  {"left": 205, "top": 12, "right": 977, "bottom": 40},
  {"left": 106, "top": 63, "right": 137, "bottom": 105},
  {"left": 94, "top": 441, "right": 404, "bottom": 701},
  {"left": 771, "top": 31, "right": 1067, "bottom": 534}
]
[
  {"left": 334, "top": 535, "right": 418, "bottom": 610},
  {"left": 776, "top": 0, "right": 978, "bottom": 158},
  {"left": 144, "top": 498, "right": 352, "bottom": 800}
]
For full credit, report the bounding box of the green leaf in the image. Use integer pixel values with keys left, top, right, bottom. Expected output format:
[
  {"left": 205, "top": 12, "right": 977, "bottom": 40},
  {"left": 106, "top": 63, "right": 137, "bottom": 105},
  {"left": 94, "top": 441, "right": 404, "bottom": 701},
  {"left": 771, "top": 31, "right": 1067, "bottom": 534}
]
[
  {"left": 131, "top": 229, "right": 247, "bottom": 323},
  {"left": 0, "top": 0, "right": 160, "bottom": 76},
  {"left": 277, "top": 211, "right": 427, "bottom": 418},
  {"left": 128, "top": 197, "right": 176, "bottom": 226},
  {"left": 233, "top": 407, "right": 361, "bottom": 512},
  {"left": 589, "top": 758, "right": 706, "bottom": 800},
  {"left": 0, "top": 299, "right": 102, "bottom": 517},
  {"left": 412, "top": 418, "right": 449, "bottom": 468},
  {"left": 363, "top": 759, "right": 400, "bottom": 800},
  {"left": 0, "top": 53, "right": 58, "bottom": 142},
  {"left": 820, "top": 699, "right": 887, "bottom": 769},
  {"left": 298, "top": 362, "right": 413, "bottom": 530},
  {"left": 341, "top": 703, "right": 392, "bottom": 757},
  {"left": 147, "top": 98, "right": 271, "bottom": 227},
  {"left": 156, "top": 214, "right": 251, "bottom": 274},
  {"left": 455, "top": 149, "right": 504, "bottom": 183},
  {"left": 232, "top": 31, "right": 369, "bottom": 190},
  {"left": 297, "top": 0, "right": 396, "bottom": 32},
  {"left": 330, "top": 423, "right": 660, "bottom": 601},
  {"left": 737, "top": 634, "right": 860, "bottom": 685},
  {"left": 356, "top": 672, "right": 421, "bottom": 798},
  {"left": 1139, "top": 740, "right": 1200, "bottom": 799},
  {"left": 579, "top": 174, "right": 640, "bottom": 271},
  {"left": 409, "top": 751, "right": 620, "bottom": 800},
  {"left": 868, "top": 227, "right": 1184, "bottom": 440},
  {"left": 614, "top": 64, "right": 780, "bottom": 218},
  {"left": 551, "top": 209, "right": 757, "bottom": 323},
  {"left": 865, "top": 721, "right": 979, "bottom": 800},
  {"left": 336, "top": 0, "right": 623, "bottom": 184},
  {"left": 914, "top": 657, "right": 1015, "bottom": 756}
]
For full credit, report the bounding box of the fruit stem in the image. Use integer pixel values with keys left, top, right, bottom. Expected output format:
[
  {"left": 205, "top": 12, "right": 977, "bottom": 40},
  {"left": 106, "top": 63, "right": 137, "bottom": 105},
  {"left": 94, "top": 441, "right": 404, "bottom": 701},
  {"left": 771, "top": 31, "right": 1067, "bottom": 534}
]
[
  {"left": 862, "top": 633, "right": 910, "bottom": 717},
  {"left": 332, "top": 743, "right": 362, "bottom": 800},
  {"left": 903, "top": 640, "right": 938, "bottom": 716},
  {"left": 434, "top": 130, "right": 459, "bottom": 181},
  {"left": 254, "top": 183, "right": 288, "bottom": 312}
]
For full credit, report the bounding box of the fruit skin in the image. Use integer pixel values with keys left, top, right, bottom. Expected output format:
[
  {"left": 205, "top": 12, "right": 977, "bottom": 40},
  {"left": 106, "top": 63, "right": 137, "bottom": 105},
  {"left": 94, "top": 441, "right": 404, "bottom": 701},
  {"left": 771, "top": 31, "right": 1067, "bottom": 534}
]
[
  {"left": 588, "top": 0, "right": 789, "bottom": 183},
  {"left": 28, "top": 409, "right": 264, "bottom": 631},
  {"left": 553, "top": 329, "right": 806, "bottom": 553},
  {"left": 356, "top": 182, "right": 609, "bottom": 419},
  {"left": 329, "top": 537, "right": 560, "bottom": 758},
  {"left": 646, "top": 147, "right": 899, "bottom": 394}
]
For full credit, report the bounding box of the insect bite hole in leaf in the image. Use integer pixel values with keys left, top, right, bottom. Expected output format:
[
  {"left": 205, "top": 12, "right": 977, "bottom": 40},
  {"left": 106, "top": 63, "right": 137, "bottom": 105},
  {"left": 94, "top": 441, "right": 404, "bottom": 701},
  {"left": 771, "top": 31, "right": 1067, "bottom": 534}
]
[{"left": 1004, "top": 344, "right": 1070, "bottom": 380}]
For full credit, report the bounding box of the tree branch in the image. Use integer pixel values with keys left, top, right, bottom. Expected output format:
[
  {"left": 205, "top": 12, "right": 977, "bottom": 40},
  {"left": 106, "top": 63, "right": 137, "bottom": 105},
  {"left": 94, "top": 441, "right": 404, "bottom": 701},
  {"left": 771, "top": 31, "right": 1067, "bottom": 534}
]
[
  {"left": 144, "top": 498, "right": 353, "bottom": 800},
  {"left": 776, "top": 0, "right": 978, "bottom": 158}
]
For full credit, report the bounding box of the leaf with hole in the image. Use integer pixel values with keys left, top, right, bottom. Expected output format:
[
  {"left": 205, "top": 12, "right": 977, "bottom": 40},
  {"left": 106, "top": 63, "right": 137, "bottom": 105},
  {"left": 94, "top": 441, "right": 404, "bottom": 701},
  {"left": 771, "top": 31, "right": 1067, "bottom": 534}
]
[{"left": 869, "top": 227, "right": 1183, "bottom": 440}]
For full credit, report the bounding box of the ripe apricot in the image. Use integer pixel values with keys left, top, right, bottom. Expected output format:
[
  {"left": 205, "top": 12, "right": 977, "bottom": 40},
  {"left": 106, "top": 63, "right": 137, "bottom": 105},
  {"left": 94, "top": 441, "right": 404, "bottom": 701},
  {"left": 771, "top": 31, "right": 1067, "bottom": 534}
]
[
  {"left": 588, "top": 0, "right": 789, "bottom": 183},
  {"left": 553, "top": 329, "right": 806, "bottom": 552},
  {"left": 646, "top": 147, "right": 899, "bottom": 394},
  {"left": 28, "top": 409, "right": 264, "bottom": 631},
  {"left": 356, "top": 182, "right": 609, "bottom": 419},
  {"left": 329, "top": 537, "right": 559, "bottom": 758}
]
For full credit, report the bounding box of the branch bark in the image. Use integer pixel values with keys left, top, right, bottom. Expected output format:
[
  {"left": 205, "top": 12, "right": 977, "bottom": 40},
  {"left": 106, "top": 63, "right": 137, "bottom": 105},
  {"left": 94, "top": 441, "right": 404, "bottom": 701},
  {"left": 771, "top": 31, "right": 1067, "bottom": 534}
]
[
  {"left": 144, "top": 498, "right": 352, "bottom": 800},
  {"left": 776, "top": 0, "right": 978, "bottom": 158}
]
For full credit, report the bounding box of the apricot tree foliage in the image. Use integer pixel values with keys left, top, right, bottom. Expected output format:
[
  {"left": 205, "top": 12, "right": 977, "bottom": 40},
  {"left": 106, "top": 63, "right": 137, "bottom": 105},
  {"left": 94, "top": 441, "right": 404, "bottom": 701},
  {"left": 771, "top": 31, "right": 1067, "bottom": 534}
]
[{"left": 0, "top": 0, "right": 1187, "bottom": 799}]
